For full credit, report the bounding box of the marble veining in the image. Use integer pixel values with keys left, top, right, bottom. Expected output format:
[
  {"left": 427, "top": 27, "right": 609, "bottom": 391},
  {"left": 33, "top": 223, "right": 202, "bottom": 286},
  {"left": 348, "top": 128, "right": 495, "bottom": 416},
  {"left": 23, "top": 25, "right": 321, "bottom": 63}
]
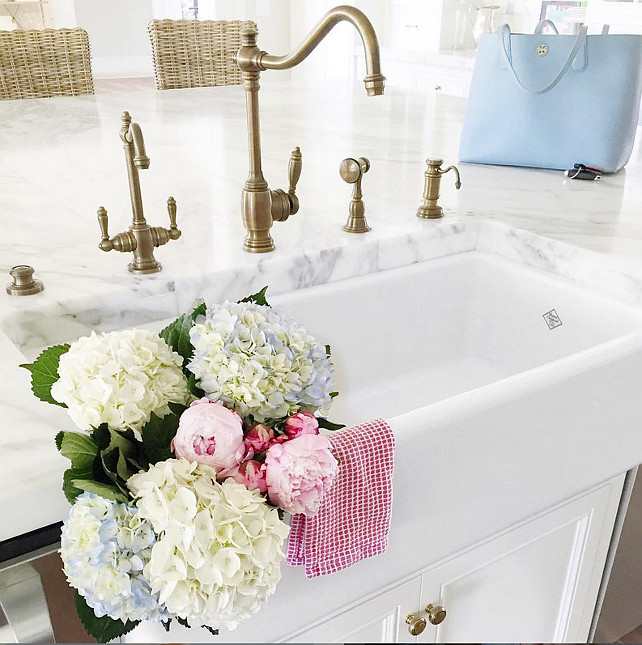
[{"left": 2, "top": 80, "right": 642, "bottom": 542}]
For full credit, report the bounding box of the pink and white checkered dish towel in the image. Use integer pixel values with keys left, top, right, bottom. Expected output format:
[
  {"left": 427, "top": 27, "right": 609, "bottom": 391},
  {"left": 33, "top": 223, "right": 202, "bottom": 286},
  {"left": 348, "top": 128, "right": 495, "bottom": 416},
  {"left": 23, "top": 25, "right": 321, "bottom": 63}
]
[{"left": 285, "top": 418, "right": 395, "bottom": 578}]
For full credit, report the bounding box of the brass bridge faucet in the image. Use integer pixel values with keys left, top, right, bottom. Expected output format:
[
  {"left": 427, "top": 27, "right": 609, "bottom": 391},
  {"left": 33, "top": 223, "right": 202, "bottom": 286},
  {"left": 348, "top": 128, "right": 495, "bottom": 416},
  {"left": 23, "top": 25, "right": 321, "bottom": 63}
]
[
  {"left": 236, "top": 5, "right": 385, "bottom": 253},
  {"left": 97, "top": 111, "right": 181, "bottom": 274}
]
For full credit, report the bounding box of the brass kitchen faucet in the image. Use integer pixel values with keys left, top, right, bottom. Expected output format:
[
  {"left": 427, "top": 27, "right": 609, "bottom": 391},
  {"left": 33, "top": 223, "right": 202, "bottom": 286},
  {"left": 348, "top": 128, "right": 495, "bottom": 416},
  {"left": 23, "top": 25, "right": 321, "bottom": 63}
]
[{"left": 236, "top": 5, "right": 385, "bottom": 253}]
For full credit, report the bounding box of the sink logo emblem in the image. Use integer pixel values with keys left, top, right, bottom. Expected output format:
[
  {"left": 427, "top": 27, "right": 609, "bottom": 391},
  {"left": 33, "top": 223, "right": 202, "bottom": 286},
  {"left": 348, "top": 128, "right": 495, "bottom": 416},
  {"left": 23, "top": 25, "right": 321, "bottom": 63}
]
[{"left": 543, "top": 309, "right": 562, "bottom": 330}]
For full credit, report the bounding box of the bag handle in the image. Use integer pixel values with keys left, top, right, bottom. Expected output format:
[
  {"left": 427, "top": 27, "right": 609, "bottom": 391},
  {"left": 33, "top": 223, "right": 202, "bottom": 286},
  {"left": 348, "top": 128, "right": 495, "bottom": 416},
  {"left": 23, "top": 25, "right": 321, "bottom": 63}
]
[
  {"left": 535, "top": 20, "right": 609, "bottom": 36},
  {"left": 499, "top": 23, "right": 589, "bottom": 95},
  {"left": 534, "top": 19, "right": 559, "bottom": 34}
]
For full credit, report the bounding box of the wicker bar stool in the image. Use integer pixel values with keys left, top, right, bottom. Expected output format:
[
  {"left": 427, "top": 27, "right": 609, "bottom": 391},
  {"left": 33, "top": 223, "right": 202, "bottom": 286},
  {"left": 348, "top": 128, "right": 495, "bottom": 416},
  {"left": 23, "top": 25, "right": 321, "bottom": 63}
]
[
  {"left": 147, "top": 19, "right": 255, "bottom": 90},
  {"left": 0, "top": 27, "right": 94, "bottom": 100}
]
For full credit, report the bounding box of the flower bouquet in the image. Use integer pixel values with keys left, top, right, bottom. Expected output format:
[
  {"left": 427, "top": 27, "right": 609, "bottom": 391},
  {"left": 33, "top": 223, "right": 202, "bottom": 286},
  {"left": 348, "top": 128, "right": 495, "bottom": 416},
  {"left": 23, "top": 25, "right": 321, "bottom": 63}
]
[{"left": 21, "top": 287, "right": 343, "bottom": 642}]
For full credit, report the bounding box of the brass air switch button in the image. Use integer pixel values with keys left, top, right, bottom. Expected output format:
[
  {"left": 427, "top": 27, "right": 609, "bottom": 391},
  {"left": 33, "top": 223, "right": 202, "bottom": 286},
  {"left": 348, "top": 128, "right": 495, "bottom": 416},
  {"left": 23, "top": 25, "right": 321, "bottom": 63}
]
[
  {"left": 426, "top": 603, "right": 447, "bottom": 625},
  {"left": 405, "top": 612, "right": 427, "bottom": 636},
  {"left": 6, "top": 265, "right": 44, "bottom": 296}
]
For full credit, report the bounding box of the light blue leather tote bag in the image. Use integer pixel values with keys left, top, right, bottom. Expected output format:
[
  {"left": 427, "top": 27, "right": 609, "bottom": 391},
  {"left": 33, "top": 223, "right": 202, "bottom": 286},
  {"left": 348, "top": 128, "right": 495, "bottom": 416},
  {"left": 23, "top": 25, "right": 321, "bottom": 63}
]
[{"left": 459, "top": 22, "right": 642, "bottom": 172}]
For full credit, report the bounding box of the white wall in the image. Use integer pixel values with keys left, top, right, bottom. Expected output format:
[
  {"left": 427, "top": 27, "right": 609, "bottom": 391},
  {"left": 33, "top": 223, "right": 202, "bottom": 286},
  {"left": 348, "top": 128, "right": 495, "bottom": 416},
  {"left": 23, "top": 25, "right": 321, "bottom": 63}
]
[
  {"left": 69, "top": 0, "right": 155, "bottom": 78},
  {"left": 49, "top": 0, "right": 77, "bottom": 28},
  {"left": 212, "top": 0, "right": 291, "bottom": 55}
]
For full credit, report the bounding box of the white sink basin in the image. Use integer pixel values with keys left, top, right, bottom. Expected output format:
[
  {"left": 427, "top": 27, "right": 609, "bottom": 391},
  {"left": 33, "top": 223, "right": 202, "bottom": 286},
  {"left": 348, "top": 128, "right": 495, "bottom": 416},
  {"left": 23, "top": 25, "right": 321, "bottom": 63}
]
[{"left": 273, "top": 251, "right": 642, "bottom": 426}]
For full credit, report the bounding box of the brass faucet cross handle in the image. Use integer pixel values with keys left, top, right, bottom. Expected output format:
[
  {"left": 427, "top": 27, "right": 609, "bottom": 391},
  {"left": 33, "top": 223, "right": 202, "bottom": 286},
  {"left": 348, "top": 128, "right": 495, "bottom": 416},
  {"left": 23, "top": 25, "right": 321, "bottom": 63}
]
[
  {"left": 340, "top": 156, "right": 371, "bottom": 233},
  {"left": 417, "top": 158, "right": 462, "bottom": 220},
  {"left": 97, "top": 111, "right": 181, "bottom": 274}
]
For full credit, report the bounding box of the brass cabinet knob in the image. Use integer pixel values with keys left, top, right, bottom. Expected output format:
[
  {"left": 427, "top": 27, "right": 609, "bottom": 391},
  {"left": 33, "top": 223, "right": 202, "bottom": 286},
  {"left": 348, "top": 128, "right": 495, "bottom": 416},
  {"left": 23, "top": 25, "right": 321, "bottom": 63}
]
[
  {"left": 425, "top": 603, "right": 447, "bottom": 625},
  {"left": 405, "top": 613, "right": 427, "bottom": 636}
]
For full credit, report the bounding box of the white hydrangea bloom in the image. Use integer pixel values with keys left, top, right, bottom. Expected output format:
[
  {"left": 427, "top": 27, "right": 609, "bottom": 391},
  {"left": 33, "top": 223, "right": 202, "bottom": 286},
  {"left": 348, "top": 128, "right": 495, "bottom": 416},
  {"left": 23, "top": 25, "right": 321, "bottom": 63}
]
[
  {"left": 187, "top": 301, "right": 334, "bottom": 421},
  {"left": 51, "top": 329, "right": 190, "bottom": 439},
  {"left": 60, "top": 493, "right": 164, "bottom": 623},
  {"left": 128, "top": 459, "right": 289, "bottom": 631}
]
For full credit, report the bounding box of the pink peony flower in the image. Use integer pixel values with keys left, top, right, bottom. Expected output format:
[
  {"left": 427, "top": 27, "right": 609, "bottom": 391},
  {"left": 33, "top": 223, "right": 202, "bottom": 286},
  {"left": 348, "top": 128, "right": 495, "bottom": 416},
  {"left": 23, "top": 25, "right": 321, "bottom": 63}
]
[
  {"left": 172, "top": 398, "right": 244, "bottom": 471},
  {"left": 244, "top": 423, "right": 276, "bottom": 453},
  {"left": 265, "top": 434, "right": 338, "bottom": 516},
  {"left": 231, "top": 459, "right": 267, "bottom": 494},
  {"left": 283, "top": 410, "right": 319, "bottom": 439}
]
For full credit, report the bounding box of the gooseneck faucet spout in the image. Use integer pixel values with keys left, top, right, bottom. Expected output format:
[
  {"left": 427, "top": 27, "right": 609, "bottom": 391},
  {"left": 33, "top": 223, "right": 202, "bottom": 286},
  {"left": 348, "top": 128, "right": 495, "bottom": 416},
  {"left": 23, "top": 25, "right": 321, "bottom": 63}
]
[
  {"left": 236, "top": 5, "right": 385, "bottom": 253},
  {"left": 125, "top": 121, "right": 150, "bottom": 170},
  {"left": 258, "top": 5, "right": 385, "bottom": 95}
]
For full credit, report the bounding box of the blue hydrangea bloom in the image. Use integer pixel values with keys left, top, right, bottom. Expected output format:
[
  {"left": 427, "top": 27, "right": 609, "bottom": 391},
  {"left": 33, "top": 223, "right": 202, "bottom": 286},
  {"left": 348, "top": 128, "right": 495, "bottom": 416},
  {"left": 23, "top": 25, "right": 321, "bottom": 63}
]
[{"left": 60, "top": 492, "right": 165, "bottom": 623}]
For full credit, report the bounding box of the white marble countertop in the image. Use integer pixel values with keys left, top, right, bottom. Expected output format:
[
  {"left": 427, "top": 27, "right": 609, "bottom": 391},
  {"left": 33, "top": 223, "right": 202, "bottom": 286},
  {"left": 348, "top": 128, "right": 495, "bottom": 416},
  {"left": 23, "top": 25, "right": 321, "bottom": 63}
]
[{"left": 2, "top": 77, "right": 642, "bottom": 544}]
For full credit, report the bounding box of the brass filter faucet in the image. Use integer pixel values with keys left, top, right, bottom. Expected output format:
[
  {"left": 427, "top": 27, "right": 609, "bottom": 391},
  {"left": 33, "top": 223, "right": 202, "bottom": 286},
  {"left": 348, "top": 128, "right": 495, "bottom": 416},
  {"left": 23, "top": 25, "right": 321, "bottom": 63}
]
[
  {"left": 236, "top": 5, "right": 385, "bottom": 253},
  {"left": 417, "top": 158, "right": 461, "bottom": 219},
  {"left": 97, "top": 111, "right": 181, "bottom": 274}
]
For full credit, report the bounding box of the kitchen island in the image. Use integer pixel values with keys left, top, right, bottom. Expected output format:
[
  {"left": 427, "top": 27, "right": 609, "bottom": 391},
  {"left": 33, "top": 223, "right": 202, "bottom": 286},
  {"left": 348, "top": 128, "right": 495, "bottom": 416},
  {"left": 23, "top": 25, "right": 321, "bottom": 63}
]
[{"left": 2, "top": 79, "right": 642, "bottom": 642}]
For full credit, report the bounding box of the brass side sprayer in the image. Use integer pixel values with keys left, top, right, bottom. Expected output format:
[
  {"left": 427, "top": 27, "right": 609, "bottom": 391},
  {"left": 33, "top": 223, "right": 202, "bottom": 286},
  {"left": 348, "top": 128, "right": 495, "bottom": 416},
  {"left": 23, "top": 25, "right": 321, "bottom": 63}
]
[
  {"left": 97, "top": 111, "right": 181, "bottom": 274},
  {"left": 340, "top": 156, "right": 371, "bottom": 233},
  {"left": 236, "top": 5, "right": 385, "bottom": 253}
]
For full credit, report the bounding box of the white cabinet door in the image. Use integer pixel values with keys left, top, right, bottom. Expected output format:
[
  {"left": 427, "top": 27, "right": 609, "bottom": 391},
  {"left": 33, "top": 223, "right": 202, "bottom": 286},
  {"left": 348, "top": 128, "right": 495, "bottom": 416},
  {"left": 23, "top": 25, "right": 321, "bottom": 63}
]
[
  {"left": 287, "top": 577, "right": 422, "bottom": 643},
  {"left": 419, "top": 475, "right": 625, "bottom": 644}
]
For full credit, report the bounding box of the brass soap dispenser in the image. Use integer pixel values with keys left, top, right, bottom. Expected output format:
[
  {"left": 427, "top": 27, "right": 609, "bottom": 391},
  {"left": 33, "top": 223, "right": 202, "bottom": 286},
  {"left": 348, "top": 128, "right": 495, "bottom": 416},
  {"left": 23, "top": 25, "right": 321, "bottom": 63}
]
[{"left": 417, "top": 158, "right": 461, "bottom": 219}]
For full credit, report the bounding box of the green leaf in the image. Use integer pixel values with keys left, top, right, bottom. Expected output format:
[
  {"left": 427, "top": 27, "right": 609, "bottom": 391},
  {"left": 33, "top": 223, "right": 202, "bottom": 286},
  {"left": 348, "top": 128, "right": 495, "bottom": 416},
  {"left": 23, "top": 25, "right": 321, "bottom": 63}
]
[
  {"left": 325, "top": 344, "right": 332, "bottom": 357},
  {"left": 100, "top": 447, "right": 134, "bottom": 492},
  {"left": 317, "top": 417, "right": 346, "bottom": 431},
  {"left": 239, "top": 286, "right": 270, "bottom": 307},
  {"left": 203, "top": 625, "right": 219, "bottom": 637},
  {"left": 168, "top": 402, "right": 188, "bottom": 417},
  {"left": 140, "top": 411, "right": 181, "bottom": 465},
  {"left": 62, "top": 467, "right": 94, "bottom": 504},
  {"left": 159, "top": 301, "right": 206, "bottom": 365},
  {"left": 106, "top": 428, "right": 137, "bottom": 458},
  {"left": 20, "top": 344, "right": 70, "bottom": 406},
  {"left": 329, "top": 391, "right": 339, "bottom": 399},
  {"left": 176, "top": 616, "right": 190, "bottom": 629},
  {"left": 91, "top": 424, "right": 111, "bottom": 452},
  {"left": 71, "top": 479, "right": 128, "bottom": 503},
  {"left": 59, "top": 432, "right": 98, "bottom": 470},
  {"left": 74, "top": 591, "right": 139, "bottom": 643},
  {"left": 115, "top": 450, "right": 134, "bottom": 482},
  {"left": 186, "top": 373, "right": 204, "bottom": 398},
  {"left": 55, "top": 431, "right": 64, "bottom": 452}
]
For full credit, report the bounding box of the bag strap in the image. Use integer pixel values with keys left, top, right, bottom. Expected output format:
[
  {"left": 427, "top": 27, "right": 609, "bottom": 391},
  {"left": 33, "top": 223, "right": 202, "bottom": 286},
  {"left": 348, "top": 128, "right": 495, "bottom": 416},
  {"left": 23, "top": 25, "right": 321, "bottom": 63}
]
[
  {"left": 602, "top": 24, "right": 610, "bottom": 34},
  {"left": 534, "top": 19, "right": 559, "bottom": 34},
  {"left": 499, "top": 23, "right": 589, "bottom": 95}
]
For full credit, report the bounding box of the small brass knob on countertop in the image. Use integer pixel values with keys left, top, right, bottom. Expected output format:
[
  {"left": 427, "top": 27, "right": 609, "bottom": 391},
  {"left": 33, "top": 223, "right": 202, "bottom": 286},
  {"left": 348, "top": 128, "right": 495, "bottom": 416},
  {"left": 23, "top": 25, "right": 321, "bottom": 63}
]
[
  {"left": 426, "top": 603, "right": 447, "bottom": 625},
  {"left": 340, "top": 156, "right": 371, "bottom": 233},
  {"left": 406, "top": 613, "right": 427, "bottom": 636},
  {"left": 6, "top": 265, "right": 44, "bottom": 296}
]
